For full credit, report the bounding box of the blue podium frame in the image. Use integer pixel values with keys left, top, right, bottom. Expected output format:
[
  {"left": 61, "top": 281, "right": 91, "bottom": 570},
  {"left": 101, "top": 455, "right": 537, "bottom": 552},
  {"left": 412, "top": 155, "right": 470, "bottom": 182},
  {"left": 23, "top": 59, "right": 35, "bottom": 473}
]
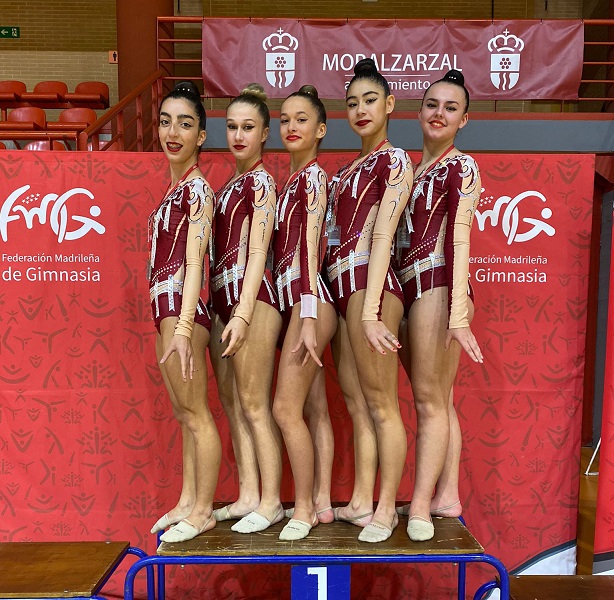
[{"left": 123, "top": 544, "right": 509, "bottom": 600}]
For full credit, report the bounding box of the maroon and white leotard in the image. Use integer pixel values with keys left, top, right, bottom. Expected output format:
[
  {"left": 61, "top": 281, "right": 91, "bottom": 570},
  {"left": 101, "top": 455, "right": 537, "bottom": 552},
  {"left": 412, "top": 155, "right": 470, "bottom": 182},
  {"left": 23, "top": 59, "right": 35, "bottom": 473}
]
[
  {"left": 325, "top": 145, "right": 412, "bottom": 320},
  {"left": 394, "top": 153, "right": 481, "bottom": 328},
  {"left": 211, "top": 167, "right": 277, "bottom": 325},
  {"left": 148, "top": 175, "right": 213, "bottom": 334},
  {"left": 272, "top": 160, "right": 333, "bottom": 325}
]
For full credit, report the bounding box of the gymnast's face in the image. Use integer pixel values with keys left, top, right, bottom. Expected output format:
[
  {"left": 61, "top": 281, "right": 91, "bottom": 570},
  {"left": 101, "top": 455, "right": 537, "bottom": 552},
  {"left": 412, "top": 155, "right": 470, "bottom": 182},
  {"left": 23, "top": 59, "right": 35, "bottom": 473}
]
[
  {"left": 158, "top": 98, "right": 206, "bottom": 164},
  {"left": 226, "top": 102, "right": 269, "bottom": 164},
  {"left": 345, "top": 78, "right": 394, "bottom": 138},
  {"left": 419, "top": 82, "right": 468, "bottom": 144},
  {"left": 280, "top": 96, "right": 326, "bottom": 155}
]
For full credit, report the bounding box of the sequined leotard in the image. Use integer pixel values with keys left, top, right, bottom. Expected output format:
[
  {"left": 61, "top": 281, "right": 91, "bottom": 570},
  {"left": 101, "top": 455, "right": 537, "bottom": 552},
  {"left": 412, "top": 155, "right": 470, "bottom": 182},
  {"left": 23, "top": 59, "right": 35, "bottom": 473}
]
[
  {"left": 325, "top": 146, "right": 412, "bottom": 320},
  {"left": 149, "top": 176, "right": 213, "bottom": 335},
  {"left": 272, "top": 161, "right": 333, "bottom": 330},
  {"left": 394, "top": 153, "right": 481, "bottom": 328},
  {"left": 211, "top": 168, "right": 277, "bottom": 324}
]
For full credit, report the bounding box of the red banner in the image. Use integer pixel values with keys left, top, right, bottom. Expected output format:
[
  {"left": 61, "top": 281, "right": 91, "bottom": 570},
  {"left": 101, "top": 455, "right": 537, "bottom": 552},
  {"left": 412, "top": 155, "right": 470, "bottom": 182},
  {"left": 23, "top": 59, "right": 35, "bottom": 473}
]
[
  {"left": 594, "top": 209, "right": 614, "bottom": 575},
  {"left": 0, "top": 151, "right": 594, "bottom": 598},
  {"left": 201, "top": 19, "right": 584, "bottom": 100}
]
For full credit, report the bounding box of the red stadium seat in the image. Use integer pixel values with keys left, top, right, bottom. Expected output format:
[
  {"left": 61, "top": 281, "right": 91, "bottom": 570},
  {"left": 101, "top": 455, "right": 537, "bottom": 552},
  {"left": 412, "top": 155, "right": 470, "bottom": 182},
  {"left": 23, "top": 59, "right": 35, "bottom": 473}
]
[
  {"left": 0, "top": 141, "right": 7, "bottom": 149},
  {"left": 22, "top": 140, "right": 69, "bottom": 151},
  {"left": 0, "top": 107, "right": 47, "bottom": 131},
  {"left": 0, "top": 80, "right": 27, "bottom": 119},
  {"left": 66, "top": 81, "right": 110, "bottom": 108},
  {"left": 47, "top": 108, "right": 98, "bottom": 132},
  {"left": 21, "top": 80, "right": 68, "bottom": 104},
  {"left": 0, "top": 80, "right": 26, "bottom": 102}
]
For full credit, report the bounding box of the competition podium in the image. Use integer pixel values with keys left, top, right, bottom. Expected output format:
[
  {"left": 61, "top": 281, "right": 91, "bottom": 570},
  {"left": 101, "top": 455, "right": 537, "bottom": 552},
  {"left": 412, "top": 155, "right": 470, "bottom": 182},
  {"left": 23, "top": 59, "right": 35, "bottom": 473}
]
[{"left": 123, "top": 513, "right": 509, "bottom": 599}]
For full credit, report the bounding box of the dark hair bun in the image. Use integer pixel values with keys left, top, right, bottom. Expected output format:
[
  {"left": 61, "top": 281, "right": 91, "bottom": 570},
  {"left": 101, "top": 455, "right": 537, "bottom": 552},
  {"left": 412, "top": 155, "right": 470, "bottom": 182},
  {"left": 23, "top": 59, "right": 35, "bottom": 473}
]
[
  {"left": 298, "top": 84, "right": 319, "bottom": 99},
  {"left": 173, "top": 80, "right": 200, "bottom": 98},
  {"left": 443, "top": 70, "right": 465, "bottom": 87},
  {"left": 354, "top": 58, "right": 378, "bottom": 76}
]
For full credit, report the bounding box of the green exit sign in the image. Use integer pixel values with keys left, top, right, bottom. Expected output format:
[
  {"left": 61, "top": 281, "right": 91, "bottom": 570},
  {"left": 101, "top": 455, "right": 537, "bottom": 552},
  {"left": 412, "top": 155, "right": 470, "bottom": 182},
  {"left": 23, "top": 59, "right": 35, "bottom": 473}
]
[{"left": 0, "top": 27, "right": 20, "bottom": 39}]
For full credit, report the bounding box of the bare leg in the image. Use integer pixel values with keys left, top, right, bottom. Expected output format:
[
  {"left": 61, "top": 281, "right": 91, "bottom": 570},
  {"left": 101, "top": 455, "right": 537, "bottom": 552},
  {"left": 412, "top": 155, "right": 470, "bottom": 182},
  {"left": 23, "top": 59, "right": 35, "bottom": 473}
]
[
  {"left": 231, "top": 300, "right": 284, "bottom": 531},
  {"left": 155, "top": 318, "right": 221, "bottom": 541},
  {"left": 330, "top": 317, "right": 377, "bottom": 527},
  {"left": 405, "top": 287, "right": 462, "bottom": 539},
  {"left": 209, "top": 312, "right": 260, "bottom": 519},
  {"left": 304, "top": 367, "right": 335, "bottom": 523},
  {"left": 345, "top": 290, "right": 406, "bottom": 541},
  {"left": 273, "top": 301, "right": 337, "bottom": 532}
]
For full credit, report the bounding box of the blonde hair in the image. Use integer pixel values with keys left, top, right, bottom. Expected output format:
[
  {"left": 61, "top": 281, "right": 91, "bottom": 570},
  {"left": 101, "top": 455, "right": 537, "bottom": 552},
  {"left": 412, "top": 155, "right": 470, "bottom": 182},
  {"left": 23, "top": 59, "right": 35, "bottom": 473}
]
[{"left": 228, "top": 82, "right": 270, "bottom": 128}]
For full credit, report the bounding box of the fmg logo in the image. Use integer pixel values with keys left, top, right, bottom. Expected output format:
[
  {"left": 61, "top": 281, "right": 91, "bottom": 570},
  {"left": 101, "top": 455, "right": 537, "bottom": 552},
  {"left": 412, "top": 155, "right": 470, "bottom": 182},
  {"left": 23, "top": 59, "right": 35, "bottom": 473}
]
[
  {"left": 475, "top": 190, "right": 555, "bottom": 245},
  {"left": 0, "top": 185, "right": 105, "bottom": 243}
]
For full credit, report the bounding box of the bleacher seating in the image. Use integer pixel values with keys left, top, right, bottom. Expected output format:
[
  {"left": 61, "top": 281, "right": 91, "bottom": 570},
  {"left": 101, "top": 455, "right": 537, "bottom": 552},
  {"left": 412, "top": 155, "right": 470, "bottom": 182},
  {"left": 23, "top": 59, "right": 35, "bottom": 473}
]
[
  {"left": 65, "top": 81, "right": 110, "bottom": 109},
  {"left": 21, "top": 81, "right": 68, "bottom": 105},
  {"left": 22, "top": 140, "right": 68, "bottom": 151},
  {"left": 47, "top": 108, "right": 98, "bottom": 132},
  {"left": 0, "top": 107, "right": 47, "bottom": 131},
  {"left": 0, "top": 81, "right": 26, "bottom": 119}
]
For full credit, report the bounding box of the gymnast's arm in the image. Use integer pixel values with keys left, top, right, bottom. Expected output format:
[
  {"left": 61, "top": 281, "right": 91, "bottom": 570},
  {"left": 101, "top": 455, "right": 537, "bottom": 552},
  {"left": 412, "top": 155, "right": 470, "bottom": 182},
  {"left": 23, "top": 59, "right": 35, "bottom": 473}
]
[
  {"left": 160, "top": 178, "right": 213, "bottom": 379},
  {"left": 295, "top": 167, "right": 327, "bottom": 366},
  {"left": 445, "top": 157, "right": 483, "bottom": 363},
  {"left": 362, "top": 150, "right": 412, "bottom": 354},
  {"left": 222, "top": 172, "right": 276, "bottom": 356}
]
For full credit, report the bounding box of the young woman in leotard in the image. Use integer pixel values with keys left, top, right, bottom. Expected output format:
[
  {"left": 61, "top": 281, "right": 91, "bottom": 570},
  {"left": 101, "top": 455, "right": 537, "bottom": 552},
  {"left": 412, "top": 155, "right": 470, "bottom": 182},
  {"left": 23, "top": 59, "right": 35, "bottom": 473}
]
[
  {"left": 148, "top": 81, "right": 220, "bottom": 543},
  {"left": 394, "top": 70, "right": 483, "bottom": 542},
  {"left": 325, "top": 59, "right": 412, "bottom": 543},
  {"left": 208, "top": 84, "right": 285, "bottom": 534},
  {"left": 271, "top": 85, "right": 337, "bottom": 541}
]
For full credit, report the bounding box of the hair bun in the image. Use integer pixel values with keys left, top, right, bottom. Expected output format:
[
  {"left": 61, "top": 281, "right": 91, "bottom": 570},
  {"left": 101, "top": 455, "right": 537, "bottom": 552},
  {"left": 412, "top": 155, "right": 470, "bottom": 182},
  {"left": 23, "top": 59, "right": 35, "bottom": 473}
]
[
  {"left": 241, "top": 82, "right": 268, "bottom": 103},
  {"left": 298, "top": 84, "right": 319, "bottom": 99},
  {"left": 354, "top": 58, "right": 379, "bottom": 76},
  {"left": 443, "top": 70, "right": 465, "bottom": 87},
  {"left": 173, "top": 80, "right": 200, "bottom": 98}
]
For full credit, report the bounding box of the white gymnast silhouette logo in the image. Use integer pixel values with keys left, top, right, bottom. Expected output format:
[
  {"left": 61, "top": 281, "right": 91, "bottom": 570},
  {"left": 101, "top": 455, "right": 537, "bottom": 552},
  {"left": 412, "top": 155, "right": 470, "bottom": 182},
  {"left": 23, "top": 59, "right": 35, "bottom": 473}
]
[
  {"left": 488, "top": 29, "right": 525, "bottom": 91},
  {"left": 475, "top": 190, "right": 556, "bottom": 245},
  {"left": 0, "top": 185, "right": 106, "bottom": 243},
  {"left": 262, "top": 28, "right": 299, "bottom": 89}
]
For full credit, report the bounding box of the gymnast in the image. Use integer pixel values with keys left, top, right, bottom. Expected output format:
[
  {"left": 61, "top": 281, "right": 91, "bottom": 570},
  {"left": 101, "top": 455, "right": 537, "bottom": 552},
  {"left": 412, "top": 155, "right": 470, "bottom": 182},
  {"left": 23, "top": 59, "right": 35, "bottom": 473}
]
[
  {"left": 271, "top": 85, "right": 337, "bottom": 540},
  {"left": 148, "top": 81, "right": 221, "bottom": 543},
  {"left": 208, "top": 84, "right": 285, "bottom": 534},
  {"left": 325, "top": 59, "right": 412, "bottom": 543},
  {"left": 394, "top": 69, "right": 483, "bottom": 541}
]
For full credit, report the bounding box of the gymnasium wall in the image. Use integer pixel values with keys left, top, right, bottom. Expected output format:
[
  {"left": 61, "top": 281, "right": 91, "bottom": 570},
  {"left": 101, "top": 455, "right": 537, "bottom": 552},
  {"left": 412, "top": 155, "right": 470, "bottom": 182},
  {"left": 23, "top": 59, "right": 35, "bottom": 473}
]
[
  {"left": 0, "top": 0, "right": 602, "bottom": 112},
  {"left": 0, "top": 0, "right": 118, "bottom": 105}
]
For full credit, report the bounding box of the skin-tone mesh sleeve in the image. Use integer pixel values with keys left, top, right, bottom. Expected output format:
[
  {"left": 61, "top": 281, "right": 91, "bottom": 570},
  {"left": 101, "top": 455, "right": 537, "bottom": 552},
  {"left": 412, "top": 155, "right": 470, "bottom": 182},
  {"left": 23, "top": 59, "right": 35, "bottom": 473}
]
[
  {"left": 174, "top": 178, "right": 213, "bottom": 338},
  {"left": 445, "top": 156, "right": 481, "bottom": 329},
  {"left": 362, "top": 149, "right": 413, "bottom": 321},
  {"left": 300, "top": 166, "right": 327, "bottom": 319},
  {"left": 233, "top": 171, "right": 276, "bottom": 324}
]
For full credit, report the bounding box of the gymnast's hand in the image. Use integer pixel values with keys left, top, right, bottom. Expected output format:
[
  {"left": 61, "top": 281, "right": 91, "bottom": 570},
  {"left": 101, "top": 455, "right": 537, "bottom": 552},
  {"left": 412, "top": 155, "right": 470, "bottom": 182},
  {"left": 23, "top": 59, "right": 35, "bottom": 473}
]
[
  {"left": 446, "top": 327, "right": 483, "bottom": 363},
  {"left": 362, "top": 320, "right": 401, "bottom": 355},
  {"left": 293, "top": 318, "right": 322, "bottom": 367},
  {"left": 221, "top": 315, "right": 249, "bottom": 357},
  {"left": 159, "top": 334, "right": 195, "bottom": 382}
]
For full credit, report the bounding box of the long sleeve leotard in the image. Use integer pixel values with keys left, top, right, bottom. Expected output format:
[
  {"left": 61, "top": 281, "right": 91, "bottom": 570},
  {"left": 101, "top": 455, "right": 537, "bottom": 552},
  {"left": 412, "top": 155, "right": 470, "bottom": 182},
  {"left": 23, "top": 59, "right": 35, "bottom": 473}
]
[
  {"left": 211, "top": 168, "right": 277, "bottom": 324},
  {"left": 272, "top": 161, "right": 333, "bottom": 319},
  {"left": 394, "top": 153, "right": 481, "bottom": 328},
  {"left": 148, "top": 176, "right": 213, "bottom": 335},
  {"left": 325, "top": 146, "right": 412, "bottom": 320}
]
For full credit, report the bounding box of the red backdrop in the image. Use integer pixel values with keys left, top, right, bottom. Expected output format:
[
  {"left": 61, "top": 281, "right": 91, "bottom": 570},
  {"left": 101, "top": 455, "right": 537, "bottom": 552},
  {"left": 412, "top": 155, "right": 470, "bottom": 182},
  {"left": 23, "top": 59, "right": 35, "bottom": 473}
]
[
  {"left": 594, "top": 207, "right": 614, "bottom": 575},
  {"left": 0, "top": 151, "right": 594, "bottom": 598}
]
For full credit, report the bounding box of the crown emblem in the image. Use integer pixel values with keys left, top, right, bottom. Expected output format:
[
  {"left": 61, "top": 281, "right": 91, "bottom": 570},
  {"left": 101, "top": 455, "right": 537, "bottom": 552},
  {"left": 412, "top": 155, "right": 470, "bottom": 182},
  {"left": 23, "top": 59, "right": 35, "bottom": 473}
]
[
  {"left": 488, "top": 29, "right": 525, "bottom": 91},
  {"left": 262, "top": 28, "right": 299, "bottom": 52},
  {"left": 488, "top": 29, "right": 525, "bottom": 54},
  {"left": 262, "top": 28, "right": 299, "bottom": 89}
]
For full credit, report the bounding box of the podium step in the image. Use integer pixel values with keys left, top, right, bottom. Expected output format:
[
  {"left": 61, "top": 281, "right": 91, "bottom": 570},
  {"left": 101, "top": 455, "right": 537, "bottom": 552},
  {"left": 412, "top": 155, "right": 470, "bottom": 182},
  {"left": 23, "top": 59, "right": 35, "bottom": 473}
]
[
  {"left": 0, "top": 541, "right": 130, "bottom": 598},
  {"left": 508, "top": 575, "right": 614, "bottom": 600},
  {"left": 157, "top": 515, "right": 483, "bottom": 557}
]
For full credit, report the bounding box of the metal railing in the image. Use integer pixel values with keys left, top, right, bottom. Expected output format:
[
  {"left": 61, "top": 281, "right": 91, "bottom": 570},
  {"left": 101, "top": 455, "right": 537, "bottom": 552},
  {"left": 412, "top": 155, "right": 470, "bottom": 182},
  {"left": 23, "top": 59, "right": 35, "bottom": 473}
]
[
  {"left": 77, "top": 71, "right": 164, "bottom": 151},
  {"left": 157, "top": 17, "right": 614, "bottom": 113}
]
